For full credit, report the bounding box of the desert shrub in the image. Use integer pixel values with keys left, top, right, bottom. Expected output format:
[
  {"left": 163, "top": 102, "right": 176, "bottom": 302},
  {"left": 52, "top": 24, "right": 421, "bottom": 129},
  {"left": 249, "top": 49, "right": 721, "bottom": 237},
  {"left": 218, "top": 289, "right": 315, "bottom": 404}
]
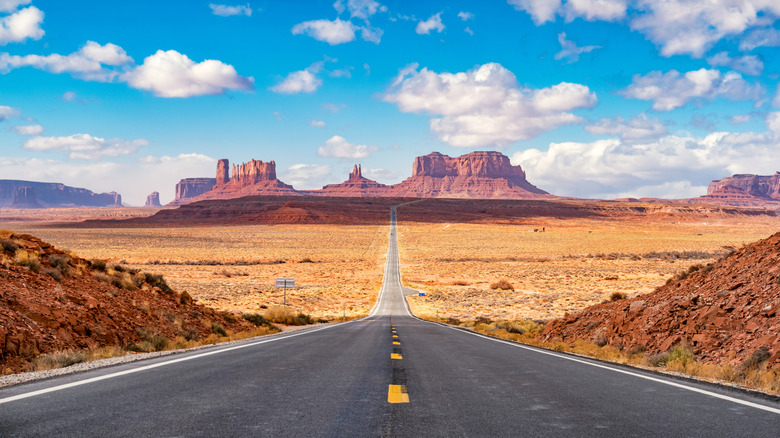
[
  {"left": 592, "top": 333, "right": 608, "bottom": 347},
  {"left": 30, "top": 350, "right": 88, "bottom": 371},
  {"left": 490, "top": 279, "right": 514, "bottom": 291},
  {"left": 450, "top": 280, "right": 470, "bottom": 286},
  {"left": 494, "top": 321, "right": 527, "bottom": 334},
  {"left": 211, "top": 323, "right": 227, "bottom": 337},
  {"left": 242, "top": 313, "right": 277, "bottom": 328},
  {"left": 741, "top": 346, "right": 771, "bottom": 374},
  {"left": 1, "top": 238, "right": 18, "bottom": 253},
  {"left": 15, "top": 249, "right": 41, "bottom": 273},
  {"left": 90, "top": 259, "right": 107, "bottom": 271},
  {"left": 111, "top": 264, "right": 126, "bottom": 273},
  {"left": 474, "top": 316, "right": 493, "bottom": 325},
  {"left": 299, "top": 257, "right": 315, "bottom": 263},
  {"left": 93, "top": 271, "right": 113, "bottom": 285},
  {"left": 129, "top": 328, "right": 169, "bottom": 352},
  {"left": 43, "top": 267, "right": 63, "bottom": 282},
  {"left": 144, "top": 273, "right": 174, "bottom": 294},
  {"left": 180, "top": 326, "right": 200, "bottom": 341},
  {"left": 264, "top": 307, "right": 316, "bottom": 325},
  {"left": 48, "top": 253, "right": 72, "bottom": 277},
  {"left": 179, "top": 290, "right": 193, "bottom": 305},
  {"left": 443, "top": 316, "right": 462, "bottom": 325},
  {"left": 609, "top": 292, "right": 627, "bottom": 301}
]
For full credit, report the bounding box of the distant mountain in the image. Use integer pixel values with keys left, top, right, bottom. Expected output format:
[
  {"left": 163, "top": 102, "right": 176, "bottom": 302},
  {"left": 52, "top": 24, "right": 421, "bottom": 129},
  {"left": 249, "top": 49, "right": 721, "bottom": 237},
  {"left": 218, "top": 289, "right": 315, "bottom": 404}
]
[
  {"left": 0, "top": 180, "right": 122, "bottom": 209},
  {"left": 694, "top": 173, "right": 780, "bottom": 207},
  {"left": 170, "top": 151, "right": 552, "bottom": 205}
]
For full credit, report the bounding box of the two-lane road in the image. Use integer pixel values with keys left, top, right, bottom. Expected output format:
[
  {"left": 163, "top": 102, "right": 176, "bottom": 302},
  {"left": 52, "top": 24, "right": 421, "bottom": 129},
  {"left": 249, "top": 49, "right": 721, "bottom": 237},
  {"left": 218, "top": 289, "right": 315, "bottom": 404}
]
[{"left": 1, "top": 206, "right": 778, "bottom": 436}]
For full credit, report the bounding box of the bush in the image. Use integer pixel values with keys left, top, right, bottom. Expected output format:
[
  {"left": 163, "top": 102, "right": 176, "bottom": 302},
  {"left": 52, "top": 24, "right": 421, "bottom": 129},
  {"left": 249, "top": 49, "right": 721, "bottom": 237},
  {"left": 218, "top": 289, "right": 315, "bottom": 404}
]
[
  {"left": 242, "top": 313, "right": 273, "bottom": 327},
  {"left": 129, "top": 328, "right": 169, "bottom": 352},
  {"left": 144, "top": 273, "right": 174, "bottom": 294},
  {"left": 15, "top": 249, "right": 41, "bottom": 273},
  {"left": 91, "top": 259, "right": 107, "bottom": 272},
  {"left": 741, "top": 346, "right": 771, "bottom": 373},
  {"left": 299, "top": 258, "right": 315, "bottom": 263},
  {"left": 211, "top": 322, "right": 228, "bottom": 337},
  {"left": 264, "top": 307, "right": 316, "bottom": 326},
  {"left": 490, "top": 279, "right": 514, "bottom": 291},
  {"left": 609, "top": 291, "right": 627, "bottom": 301},
  {"left": 1, "top": 238, "right": 18, "bottom": 253},
  {"left": 48, "top": 254, "right": 72, "bottom": 277},
  {"left": 43, "top": 267, "right": 63, "bottom": 282},
  {"left": 30, "top": 350, "right": 88, "bottom": 371}
]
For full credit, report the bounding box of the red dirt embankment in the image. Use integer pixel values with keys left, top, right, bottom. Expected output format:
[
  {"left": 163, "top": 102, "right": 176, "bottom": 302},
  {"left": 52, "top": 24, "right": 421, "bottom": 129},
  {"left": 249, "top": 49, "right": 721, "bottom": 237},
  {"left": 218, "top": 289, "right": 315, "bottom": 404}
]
[
  {"left": 543, "top": 232, "right": 780, "bottom": 366},
  {"left": 0, "top": 232, "right": 248, "bottom": 374}
]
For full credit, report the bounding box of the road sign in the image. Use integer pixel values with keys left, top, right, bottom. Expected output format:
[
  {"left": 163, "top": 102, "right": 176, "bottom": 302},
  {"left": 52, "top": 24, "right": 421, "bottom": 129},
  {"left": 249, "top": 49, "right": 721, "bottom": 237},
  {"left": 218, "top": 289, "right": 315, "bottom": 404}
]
[
  {"left": 418, "top": 292, "right": 425, "bottom": 296},
  {"left": 276, "top": 278, "right": 295, "bottom": 288}
]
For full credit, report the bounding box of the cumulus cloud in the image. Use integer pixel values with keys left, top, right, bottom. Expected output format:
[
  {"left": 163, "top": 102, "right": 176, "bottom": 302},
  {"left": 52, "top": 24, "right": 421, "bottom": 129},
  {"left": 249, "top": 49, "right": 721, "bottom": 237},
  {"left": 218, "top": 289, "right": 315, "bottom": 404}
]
[
  {"left": 11, "top": 123, "right": 42, "bottom": 135},
  {"left": 620, "top": 68, "right": 763, "bottom": 111},
  {"left": 283, "top": 163, "right": 332, "bottom": 189},
  {"left": 384, "top": 62, "right": 596, "bottom": 147},
  {"left": 740, "top": 27, "right": 780, "bottom": 51},
  {"left": 585, "top": 114, "right": 668, "bottom": 142},
  {"left": 416, "top": 12, "right": 444, "bottom": 34},
  {"left": 23, "top": 133, "right": 149, "bottom": 160},
  {"left": 310, "top": 120, "right": 326, "bottom": 127},
  {"left": 0, "top": 104, "right": 18, "bottom": 120},
  {"left": 122, "top": 50, "right": 253, "bottom": 98},
  {"left": 508, "top": 0, "right": 780, "bottom": 57},
  {"left": 707, "top": 52, "right": 763, "bottom": 76},
  {"left": 0, "top": 41, "right": 132, "bottom": 81},
  {"left": 0, "top": 5, "right": 43, "bottom": 45},
  {"left": 270, "top": 62, "right": 323, "bottom": 94},
  {"left": 554, "top": 32, "right": 600, "bottom": 63},
  {"left": 458, "top": 11, "right": 474, "bottom": 21},
  {"left": 512, "top": 130, "right": 780, "bottom": 199},
  {"left": 209, "top": 3, "right": 252, "bottom": 17},
  {"left": 766, "top": 112, "right": 780, "bottom": 138},
  {"left": 317, "top": 135, "right": 378, "bottom": 158},
  {"left": 0, "top": 1, "right": 30, "bottom": 13},
  {"left": 292, "top": 18, "right": 357, "bottom": 45}
]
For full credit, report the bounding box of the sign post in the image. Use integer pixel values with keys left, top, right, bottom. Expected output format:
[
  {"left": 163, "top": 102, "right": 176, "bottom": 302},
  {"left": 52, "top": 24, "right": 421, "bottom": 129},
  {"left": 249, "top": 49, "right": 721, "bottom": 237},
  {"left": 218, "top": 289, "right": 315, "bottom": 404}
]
[{"left": 275, "top": 278, "right": 295, "bottom": 307}]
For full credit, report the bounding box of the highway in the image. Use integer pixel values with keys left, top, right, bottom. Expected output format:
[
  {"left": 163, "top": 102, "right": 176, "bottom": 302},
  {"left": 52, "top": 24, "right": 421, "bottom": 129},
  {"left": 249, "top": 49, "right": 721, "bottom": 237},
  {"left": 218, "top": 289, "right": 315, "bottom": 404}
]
[{"left": 1, "top": 206, "right": 779, "bottom": 436}]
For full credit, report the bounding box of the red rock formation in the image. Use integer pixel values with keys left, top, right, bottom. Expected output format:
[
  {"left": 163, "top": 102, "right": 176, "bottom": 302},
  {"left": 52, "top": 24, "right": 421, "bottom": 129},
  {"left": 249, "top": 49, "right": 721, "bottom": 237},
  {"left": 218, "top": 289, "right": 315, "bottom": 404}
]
[
  {"left": 172, "top": 178, "right": 217, "bottom": 204},
  {"left": 0, "top": 180, "right": 121, "bottom": 208},
  {"left": 216, "top": 159, "right": 230, "bottom": 186},
  {"left": 314, "top": 164, "right": 390, "bottom": 197},
  {"left": 145, "top": 191, "right": 162, "bottom": 207},
  {"left": 542, "top": 232, "right": 780, "bottom": 366},
  {"left": 695, "top": 173, "right": 780, "bottom": 207},
  {"left": 389, "top": 151, "right": 549, "bottom": 199}
]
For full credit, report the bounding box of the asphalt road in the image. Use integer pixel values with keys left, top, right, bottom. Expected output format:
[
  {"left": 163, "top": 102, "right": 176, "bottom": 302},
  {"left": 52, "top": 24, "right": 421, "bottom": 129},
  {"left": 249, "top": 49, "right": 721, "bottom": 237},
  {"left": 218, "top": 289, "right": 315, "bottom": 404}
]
[{"left": 1, "top": 206, "right": 779, "bottom": 437}]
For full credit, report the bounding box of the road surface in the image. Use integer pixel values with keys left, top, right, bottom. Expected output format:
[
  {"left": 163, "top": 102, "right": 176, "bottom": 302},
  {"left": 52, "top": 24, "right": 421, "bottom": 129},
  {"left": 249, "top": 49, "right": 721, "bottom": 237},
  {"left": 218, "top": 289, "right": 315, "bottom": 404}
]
[{"left": 1, "top": 206, "right": 779, "bottom": 437}]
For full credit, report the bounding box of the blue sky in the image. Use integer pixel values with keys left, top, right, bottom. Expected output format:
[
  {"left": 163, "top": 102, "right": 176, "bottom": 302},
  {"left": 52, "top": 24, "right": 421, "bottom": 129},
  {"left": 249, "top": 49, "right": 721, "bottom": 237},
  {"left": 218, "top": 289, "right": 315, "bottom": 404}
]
[{"left": 1, "top": 0, "right": 780, "bottom": 205}]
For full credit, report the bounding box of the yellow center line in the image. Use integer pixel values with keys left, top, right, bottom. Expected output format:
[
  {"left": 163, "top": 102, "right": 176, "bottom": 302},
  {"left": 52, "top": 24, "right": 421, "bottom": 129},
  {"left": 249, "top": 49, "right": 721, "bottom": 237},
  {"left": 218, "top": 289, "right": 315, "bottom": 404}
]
[
  {"left": 393, "top": 341, "right": 400, "bottom": 345},
  {"left": 391, "top": 353, "right": 402, "bottom": 359},
  {"left": 388, "top": 385, "right": 409, "bottom": 403},
  {"left": 392, "top": 335, "right": 398, "bottom": 338}
]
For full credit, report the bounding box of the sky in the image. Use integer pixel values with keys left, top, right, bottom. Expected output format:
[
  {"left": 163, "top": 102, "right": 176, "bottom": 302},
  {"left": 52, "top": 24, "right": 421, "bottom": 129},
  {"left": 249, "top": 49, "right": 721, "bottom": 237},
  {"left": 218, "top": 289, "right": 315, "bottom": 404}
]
[{"left": 1, "top": 0, "right": 780, "bottom": 205}]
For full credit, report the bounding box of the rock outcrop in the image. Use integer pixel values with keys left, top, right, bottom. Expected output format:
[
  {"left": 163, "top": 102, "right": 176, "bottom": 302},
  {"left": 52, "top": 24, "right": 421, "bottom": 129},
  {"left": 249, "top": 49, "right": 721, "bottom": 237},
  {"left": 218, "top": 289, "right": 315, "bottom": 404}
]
[
  {"left": 0, "top": 180, "right": 122, "bottom": 208},
  {"left": 315, "top": 165, "right": 389, "bottom": 197},
  {"left": 695, "top": 173, "right": 780, "bottom": 207},
  {"left": 172, "top": 178, "right": 217, "bottom": 204},
  {"left": 542, "top": 232, "right": 780, "bottom": 366},
  {"left": 145, "top": 192, "right": 162, "bottom": 207},
  {"left": 388, "top": 151, "right": 549, "bottom": 199}
]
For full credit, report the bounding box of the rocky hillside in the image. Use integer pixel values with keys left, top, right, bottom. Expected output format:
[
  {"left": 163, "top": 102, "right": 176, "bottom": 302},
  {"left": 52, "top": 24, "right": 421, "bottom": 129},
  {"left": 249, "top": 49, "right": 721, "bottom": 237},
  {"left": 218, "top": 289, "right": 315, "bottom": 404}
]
[
  {"left": 543, "top": 232, "right": 780, "bottom": 366},
  {"left": 0, "top": 231, "right": 249, "bottom": 373}
]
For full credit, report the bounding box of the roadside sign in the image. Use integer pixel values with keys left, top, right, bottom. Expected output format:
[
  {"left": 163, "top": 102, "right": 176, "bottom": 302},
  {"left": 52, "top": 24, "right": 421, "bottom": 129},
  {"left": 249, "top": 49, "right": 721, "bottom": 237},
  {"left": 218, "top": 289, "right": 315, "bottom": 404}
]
[
  {"left": 276, "top": 278, "right": 295, "bottom": 288},
  {"left": 418, "top": 292, "right": 425, "bottom": 296}
]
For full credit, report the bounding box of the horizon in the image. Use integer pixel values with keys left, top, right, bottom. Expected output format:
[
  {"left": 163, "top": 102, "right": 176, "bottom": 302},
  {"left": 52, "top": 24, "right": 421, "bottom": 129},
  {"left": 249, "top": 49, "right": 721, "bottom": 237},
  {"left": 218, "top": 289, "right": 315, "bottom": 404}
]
[{"left": 1, "top": 1, "right": 780, "bottom": 205}]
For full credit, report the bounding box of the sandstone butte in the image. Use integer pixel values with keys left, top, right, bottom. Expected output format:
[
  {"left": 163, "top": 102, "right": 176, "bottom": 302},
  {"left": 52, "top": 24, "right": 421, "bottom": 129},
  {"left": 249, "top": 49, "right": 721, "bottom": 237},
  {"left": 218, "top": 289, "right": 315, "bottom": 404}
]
[
  {"left": 169, "top": 151, "right": 552, "bottom": 205},
  {"left": 144, "top": 191, "right": 162, "bottom": 207},
  {"left": 542, "top": 231, "right": 780, "bottom": 367},
  {"left": 693, "top": 172, "right": 780, "bottom": 208},
  {"left": 0, "top": 180, "right": 122, "bottom": 209},
  {"left": 0, "top": 232, "right": 250, "bottom": 374}
]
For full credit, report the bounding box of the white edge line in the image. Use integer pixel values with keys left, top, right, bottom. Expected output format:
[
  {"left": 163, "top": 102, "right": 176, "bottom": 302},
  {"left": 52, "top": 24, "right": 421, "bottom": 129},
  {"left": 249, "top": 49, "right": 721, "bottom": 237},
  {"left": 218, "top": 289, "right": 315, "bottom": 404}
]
[
  {"left": 439, "top": 323, "right": 780, "bottom": 415},
  {"left": 0, "top": 321, "right": 349, "bottom": 405}
]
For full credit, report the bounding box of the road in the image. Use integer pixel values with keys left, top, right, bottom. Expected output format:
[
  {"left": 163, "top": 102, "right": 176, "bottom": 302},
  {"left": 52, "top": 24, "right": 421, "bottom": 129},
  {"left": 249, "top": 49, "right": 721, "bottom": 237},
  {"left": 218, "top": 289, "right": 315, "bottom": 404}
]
[{"left": 1, "top": 206, "right": 779, "bottom": 436}]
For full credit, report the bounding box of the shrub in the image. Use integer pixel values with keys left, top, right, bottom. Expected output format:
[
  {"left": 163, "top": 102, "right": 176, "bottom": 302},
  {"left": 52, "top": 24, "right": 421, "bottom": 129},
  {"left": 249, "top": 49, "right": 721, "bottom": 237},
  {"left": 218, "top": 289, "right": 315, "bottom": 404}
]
[
  {"left": 48, "top": 253, "right": 72, "bottom": 277},
  {"left": 211, "top": 323, "right": 227, "bottom": 337},
  {"left": 30, "top": 350, "right": 88, "bottom": 371},
  {"left": 180, "top": 326, "right": 199, "bottom": 341},
  {"left": 91, "top": 259, "right": 107, "bottom": 271},
  {"left": 43, "top": 267, "right": 63, "bottom": 282},
  {"left": 609, "top": 292, "right": 627, "bottom": 301},
  {"left": 15, "top": 249, "right": 41, "bottom": 273},
  {"left": 1, "top": 238, "right": 18, "bottom": 253},
  {"left": 144, "top": 273, "right": 174, "bottom": 294},
  {"left": 490, "top": 279, "right": 514, "bottom": 291},
  {"left": 129, "top": 328, "right": 169, "bottom": 352},
  {"left": 741, "top": 346, "right": 771, "bottom": 374},
  {"left": 93, "top": 271, "right": 113, "bottom": 285},
  {"left": 242, "top": 313, "right": 276, "bottom": 328},
  {"left": 299, "top": 257, "right": 315, "bottom": 263},
  {"left": 264, "top": 307, "right": 316, "bottom": 325}
]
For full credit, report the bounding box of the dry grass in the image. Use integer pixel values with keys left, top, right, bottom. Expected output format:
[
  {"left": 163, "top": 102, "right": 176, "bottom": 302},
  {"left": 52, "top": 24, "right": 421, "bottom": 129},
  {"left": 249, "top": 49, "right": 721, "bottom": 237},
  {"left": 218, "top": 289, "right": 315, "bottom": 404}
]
[
  {"left": 400, "top": 217, "right": 780, "bottom": 321},
  {"left": 9, "top": 224, "right": 387, "bottom": 320}
]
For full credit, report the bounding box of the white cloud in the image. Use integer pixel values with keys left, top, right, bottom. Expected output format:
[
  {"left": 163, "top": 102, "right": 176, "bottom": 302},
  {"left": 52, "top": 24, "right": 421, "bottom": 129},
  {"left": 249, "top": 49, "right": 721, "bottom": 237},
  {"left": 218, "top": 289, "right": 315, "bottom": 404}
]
[
  {"left": 512, "top": 130, "right": 780, "bottom": 199},
  {"left": 464, "top": 27, "right": 473, "bottom": 36},
  {"left": 740, "top": 27, "right": 780, "bottom": 51},
  {"left": 0, "top": 104, "right": 18, "bottom": 120},
  {"left": 334, "top": 0, "right": 386, "bottom": 20},
  {"left": 292, "top": 18, "right": 357, "bottom": 45},
  {"left": 564, "top": 0, "right": 627, "bottom": 21},
  {"left": 508, "top": 0, "right": 562, "bottom": 24},
  {"left": 122, "top": 50, "right": 253, "bottom": 98},
  {"left": 767, "top": 112, "right": 780, "bottom": 138},
  {"left": 416, "top": 12, "right": 444, "bottom": 34},
  {"left": 0, "top": 1, "right": 30, "bottom": 13},
  {"left": 585, "top": 114, "right": 668, "bottom": 142},
  {"left": 554, "top": 32, "right": 600, "bottom": 63},
  {"left": 0, "top": 41, "right": 132, "bottom": 81},
  {"left": 620, "top": 68, "right": 763, "bottom": 111},
  {"left": 283, "top": 163, "right": 332, "bottom": 190},
  {"left": 729, "top": 114, "right": 752, "bottom": 124},
  {"left": 458, "top": 11, "right": 474, "bottom": 21},
  {"left": 773, "top": 87, "right": 780, "bottom": 107},
  {"left": 0, "top": 5, "right": 43, "bottom": 45},
  {"left": 363, "top": 167, "right": 398, "bottom": 183},
  {"left": 270, "top": 62, "right": 323, "bottom": 94},
  {"left": 209, "top": 3, "right": 252, "bottom": 17},
  {"left": 384, "top": 62, "right": 596, "bottom": 147},
  {"left": 310, "top": 120, "right": 326, "bottom": 127},
  {"left": 359, "top": 24, "right": 383, "bottom": 44},
  {"left": 317, "top": 135, "right": 378, "bottom": 158},
  {"left": 707, "top": 52, "right": 763, "bottom": 76},
  {"left": 11, "top": 123, "right": 42, "bottom": 135},
  {"left": 23, "top": 133, "right": 149, "bottom": 160}
]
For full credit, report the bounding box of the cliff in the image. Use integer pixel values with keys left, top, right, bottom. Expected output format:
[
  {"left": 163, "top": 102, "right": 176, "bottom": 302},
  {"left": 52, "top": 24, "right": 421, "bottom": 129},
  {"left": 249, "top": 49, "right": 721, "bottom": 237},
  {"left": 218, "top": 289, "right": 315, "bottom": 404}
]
[
  {"left": 314, "top": 165, "right": 389, "bottom": 197},
  {"left": 172, "top": 178, "right": 216, "bottom": 204},
  {"left": 145, "top": 192, "right": 162, "bottom": 207},
  {"left": 695, "top": 173, "right": 780, "bottom": 207},
  {"left": 0, "top": 180, "right": 121, "bottom": 208},
  {"left": 388, "top": 151, "right": 549, "bottom": 199}
]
